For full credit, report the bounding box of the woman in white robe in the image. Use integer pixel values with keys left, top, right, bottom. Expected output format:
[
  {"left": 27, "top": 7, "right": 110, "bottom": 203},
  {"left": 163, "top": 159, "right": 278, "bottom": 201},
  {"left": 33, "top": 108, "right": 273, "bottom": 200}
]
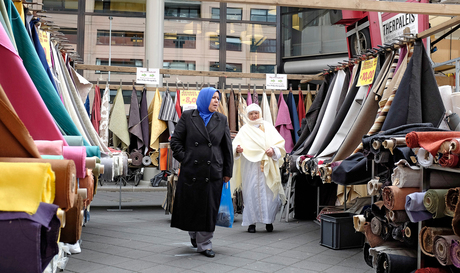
[{"left": 231, "top": 104, "right": 286, "bottom": 233}]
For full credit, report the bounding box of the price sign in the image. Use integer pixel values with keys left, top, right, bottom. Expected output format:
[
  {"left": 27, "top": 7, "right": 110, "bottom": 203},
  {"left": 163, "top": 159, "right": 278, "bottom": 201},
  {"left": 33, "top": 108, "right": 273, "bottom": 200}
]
[
  {"left": 357, "top": 57, "right": 378, "bottom": 87},
  {"left": 266, "top": 74, "right": 287, "bottom": 90},
  {"left": 180, "top": 90, "right": 200, "bottom": 106},
  {"left": 136, "top": 68, "right": 160, "bottom": 85}
]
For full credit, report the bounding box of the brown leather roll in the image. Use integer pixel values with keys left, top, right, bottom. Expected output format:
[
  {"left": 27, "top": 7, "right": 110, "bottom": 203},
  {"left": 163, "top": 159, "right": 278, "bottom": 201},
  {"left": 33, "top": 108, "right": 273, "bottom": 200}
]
[
  {"left": 446, "top": 187, "right": 460, "bottom": 217},
  {"left": 364, "top": 222, "right": 384, "bottom": 248},
  {"left": 59, "top": 194, "right": 83, "bottom": 244},
  {"left": 382, "top": 186, "right": 419, "bottom": 211},
  {"left": 0, "top": 157, "right": 77, "bottom": 211},
  {"left": 419, "top": 226, "right": 454, "bottom": 257}
]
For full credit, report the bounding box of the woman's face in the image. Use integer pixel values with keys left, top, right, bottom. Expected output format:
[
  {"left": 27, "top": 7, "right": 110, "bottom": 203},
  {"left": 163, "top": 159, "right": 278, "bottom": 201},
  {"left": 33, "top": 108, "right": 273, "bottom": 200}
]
[
  {"left": 248, "top": 111, "right": 260, "bottom": 121},
  {"left": 208, "top": 91, "right": 220, "bottom": 112}
]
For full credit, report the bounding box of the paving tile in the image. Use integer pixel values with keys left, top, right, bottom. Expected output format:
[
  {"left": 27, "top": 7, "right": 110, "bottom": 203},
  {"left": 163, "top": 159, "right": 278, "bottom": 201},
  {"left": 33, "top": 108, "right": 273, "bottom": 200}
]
[
  {"left": 82, "top": 266, "right": 133, "bottom": 273},
  {"left": 241, "top": 261, "right": 286, "bottom": 272},
  {"left": 112, "top": 259, "right": 159, "bottom": 271},
  {"left": 214, "top": 255, "right": 254, "bottom": 267},
  {"left": 305, "top": 253, "right": 346, "bottom": 266},
  {"left": 192, "top": 262, "right": 238, "bottom": 273},
  {"left": 322, "top": 265, "right": 369, "bottom": 273},
  {"left": 260, "top": 255, "right": 302, "bottom": 266},
  {"left": 139, "top": 264, "right": 187, "bottom": 273},
  {"left": 290, "top": 260, "right": 333, "bottom": 271},
  {"left": 275, "top": 267, "right": 320, "bottom": 273},
  {"left": 232, "top": 250, "right": 273, "bottom": 261},
  {"left": 64, "top": 259, "right": 106, "bottom": 273}
]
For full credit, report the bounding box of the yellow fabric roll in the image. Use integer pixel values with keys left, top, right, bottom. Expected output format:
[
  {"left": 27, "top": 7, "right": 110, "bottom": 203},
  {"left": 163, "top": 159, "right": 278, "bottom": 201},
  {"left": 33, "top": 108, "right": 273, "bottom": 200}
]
[
  {"left": 0, "top": 162, "right": 55, "bottom": 214},
  {"left": 149, "top": 88, "right": 167, "bottom": 151}
]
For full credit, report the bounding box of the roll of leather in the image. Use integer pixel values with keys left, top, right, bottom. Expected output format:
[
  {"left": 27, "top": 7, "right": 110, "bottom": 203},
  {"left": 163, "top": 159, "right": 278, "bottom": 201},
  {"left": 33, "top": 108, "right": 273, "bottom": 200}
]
[
  {"left": 376, "top": 252, "right": 417, "bottom": 273},
  {"left": 0, "top": 162, "right": 55, "bottom": 214},
  {"left": 423, "top": 189, "right": 449, "bottom": 219},
  {"left": 353, "top": 215, "right": 367, "bottom": 232},
  {"left": 388, "top": 210, "right": 409, "bottom": 224},
  {"left": 129, "top": 150, "right": 142, "bottom": 167},
  {"left": 371, "top": 217, "right": 383, "bottom": 236},
  {"left": 405, "top": 192, "right": 433, "bottom": 223},
  {"left": 79, "top": 169, "right": 94, "bottom": 207},
  {"left": 363, "top": 242, "right": 373, "bottom": 268},
  {"left": 142, "top": 156, "right": 152, "bottom": 166},
  {"left": 451, "top": 238, "right": 460, "bottom": 268},
  {"left": 445, "top": 187, "right": 460, "bottom": 217},
  {"left": 62, "top": 146, "right": 87, "bottom": 179},
  {"left": 34, "top": 140, "right": 63, "bottom": 156},
  {"left": 434, "top": 235, "right": 460, "bottom": 266},
  {"left": 402, "top": 221, "right": 418, "bottom": 247},
  {"left": 59, "top": 194, "right": 83, "bottom": 244},
  {"left": 0, "top": 157, "right": 76, "bottom": 211},
  {"left": 391, "top": 163, "right": 421, "bottom": 188},
  {"left": 382, "top": 186, "right": 419, "bottom": 211},
  {"left": 364, "top": 222, "right": 384, "bottom": 248},
  {"left": 419, "top": 226, "right": 454, "bottom": 257},
  {"left": 100, "top": 157, "right": 114, "bottom": 181},
  {"left": 417, "top": 148, "right": 434, "bottom": 168},
  {"left": 453, "top": 195, "right": 460, "bottom": 237},
  {"left": 63, "top": 135, "right": 84, "bottom": 146}
]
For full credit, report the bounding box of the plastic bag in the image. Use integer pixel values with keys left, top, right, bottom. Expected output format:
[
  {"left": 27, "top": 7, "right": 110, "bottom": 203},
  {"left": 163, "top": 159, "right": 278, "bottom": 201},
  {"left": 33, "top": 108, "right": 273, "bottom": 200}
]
[{"left": 216, "top": 182, "right": 234, "bottom": 228}]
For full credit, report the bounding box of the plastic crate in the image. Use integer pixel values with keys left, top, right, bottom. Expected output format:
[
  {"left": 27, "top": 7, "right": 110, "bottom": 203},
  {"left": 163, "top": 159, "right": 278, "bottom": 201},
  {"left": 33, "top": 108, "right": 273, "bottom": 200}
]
[{"left": 320, "top": 212, "right": 364, "bottom": 250}]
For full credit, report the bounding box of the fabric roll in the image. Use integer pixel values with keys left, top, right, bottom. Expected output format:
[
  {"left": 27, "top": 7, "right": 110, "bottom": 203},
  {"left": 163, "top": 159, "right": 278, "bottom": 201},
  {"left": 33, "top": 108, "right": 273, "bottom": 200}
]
[
  {"left": 367, "top": 178, "right": 382, "bottom": 196},
  {"left": 122, "top": 153, "right": 129, "bottom": 176},
  {"left": 41, "top": 155, "right": 64, "bottom": 160},
  {"left": 376, "top": 252, "right": 417, "bottom": 273},
  {"left": 450, "top": 138, "right": 460, "bottom": 153},
  {"left": 63, "top": 146, "right": 86, "bottom": 179},
  {"left": 451, "top": 238, "right": 460, "bottom": 268},
  {"left": 261, "top": 91, "right": 273, "bottom": 125},
  {"left": 453, "top": 193, "right": 460, "bottom": 237},
  {"left": 79, "top": 169, "right": 94, "bottom": 207},
  {"left": 382, "top": 137, "right": 406, "bottom": 155},
  {"left": 363, "top": 242, "right": 374, "bottom": 267},
  {"left": 0, "top": 162, "right": 55, "bottom": 214},
  {"left": 91, "top": 85, "right": 101, "bottom": 134},
  {"left": 383, "top": 186, "right": 419, "bottom": 211},
  {"left": 128, "top": 87, "right": 144, "bottom": 150},
  {"left": 109, "top": 86, "right": 130, "bottom": 149},
  {"left": 391, "top": 224, "right": 404, "bottom": 242},
  {"left": 452, "top": 91, "right": 460, "bottom": 118},
  {"left": 0, "top": 157, "right": 76, "bottom": 211},
  {"left": 434, "top": 235, "right": 460, "bottom": 266},
  {"left": 160, "top": 143, "right": 170, "bottom": 171},
  {"left": 405, "top": 192, "right": 433, "bottom": 222},
  {"left": 388, "top": 210, "right": 409, "bottom": 223},
  {"left": 364, "top": 222, "right": 385, "bottom": 248},
  {"left": 423, "top": 189, "right": 449, "bottom": 219},
  {"left": 275, "top": 91, "right": 294, "bottom": 153},
  {"left": 446, "top": 187, "right": 460, "bottom": 217},
  {"left": 142, "top": 156, "right": 152, "bottom": 166},
  {"left": 446, "top": 113, "right": 460, "bottom": 131},
  {"left": 380, "top": 221, "right": 393, "bottom": 241},
  {"left": 406, "top": 131, "right": 460, "bottom": 156},
  {"left": 417, "top": 148, "right": 434, "bottom": 168},
  {"left": 34, "top": 140, "right": 63, "bottom": 156},
  {"left": 439, "top": 153, "right": 460, "bottom": 168},
  {"left": 286, "top": 90, "right": 300, "bottom": 143},
  {"left": 269, "top": 90, "right": 278, "bottom": 126},
  {"left": 99, "top": 85, "right": 110, "bottom": 146},
  {"left": 64, "top": 135, "right": 84, "bottom": 146},
  {"left": 85, "top": 145, "right": 101, "bottom": 158},
  {"left": 402, "top": 221, "right": 418, "bottom": 247},
  {"left": 59, "top": 194, "right": 83, "bottom": 244},
  {"left": 149, "top": 88, "right": 167, "bottom": 151},
  {"left": 0, "top": 202, "right": 60, "bottom": 273},
  {"left": 439, "top": 85, "right": 454, "bottom": 115},
  {"left": 369, "top": 242, "right": 415, "bottom": 269},
  {"left": 0, "top": 85, "right": 41, "bottom": 158},
  {"left": 129, "top": 150, "right": 143, "bottom": 166},
  {"left": 419, "top": 226, "right": 454, "bottom": 257},
  {"left": 371, "top": 217, "right": 383, "bottom": 236},
  {"left": 391, "top": 163, "right": 420, "bottom": 188},
  {"left": 100, "top": 157, "right": 114, "bottom": 181},
  {"left": 353, "top": 214, "right": 367, "bottom": 232}
]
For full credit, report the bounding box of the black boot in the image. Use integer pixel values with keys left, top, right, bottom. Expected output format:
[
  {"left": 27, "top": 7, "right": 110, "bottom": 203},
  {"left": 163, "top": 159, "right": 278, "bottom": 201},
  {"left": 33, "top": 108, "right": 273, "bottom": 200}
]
[{"left": 248, "top": 224, "right": 256, "bottom": 233}]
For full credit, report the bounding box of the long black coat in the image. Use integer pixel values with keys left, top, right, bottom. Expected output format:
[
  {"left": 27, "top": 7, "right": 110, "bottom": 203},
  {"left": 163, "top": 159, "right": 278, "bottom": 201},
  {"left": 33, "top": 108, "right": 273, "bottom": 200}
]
[{"left": 170, "top": 109, "right": 233, "bottom": 232}]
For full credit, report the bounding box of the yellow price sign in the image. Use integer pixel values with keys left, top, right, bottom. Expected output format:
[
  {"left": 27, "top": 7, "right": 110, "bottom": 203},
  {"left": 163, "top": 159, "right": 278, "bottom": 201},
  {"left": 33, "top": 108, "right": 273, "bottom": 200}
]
[
  {"left": 180, "top": 90, "right": 200, "bottom": 106},
  {"left": 357, "top": 56, "right": 378, "bottom": 87}
]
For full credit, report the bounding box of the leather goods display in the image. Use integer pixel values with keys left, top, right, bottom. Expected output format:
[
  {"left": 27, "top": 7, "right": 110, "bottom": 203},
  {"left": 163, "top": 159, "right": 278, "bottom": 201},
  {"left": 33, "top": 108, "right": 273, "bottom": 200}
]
[{"left": 0, "top": 157, "right": 76, "bottom": 211}]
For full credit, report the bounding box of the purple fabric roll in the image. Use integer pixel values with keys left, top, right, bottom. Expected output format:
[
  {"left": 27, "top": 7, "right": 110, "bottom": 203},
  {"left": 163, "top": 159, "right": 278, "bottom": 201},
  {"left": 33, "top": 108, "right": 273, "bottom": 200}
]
[
  {"left": 405, "top": 192, "right": 433, "bottom": 222},
  {"left": 0, "top": 202, "right": 60, "bottom": 272},
  {"left": 451, "top": 239, "right": 460, "bottom": 268}
]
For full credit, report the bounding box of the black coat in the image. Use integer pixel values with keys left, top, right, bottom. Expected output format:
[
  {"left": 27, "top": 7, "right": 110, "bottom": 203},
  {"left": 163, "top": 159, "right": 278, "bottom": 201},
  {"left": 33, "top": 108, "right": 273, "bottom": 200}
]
[{"left": 170, "top": 109, "right": 233, "bottom": 232}]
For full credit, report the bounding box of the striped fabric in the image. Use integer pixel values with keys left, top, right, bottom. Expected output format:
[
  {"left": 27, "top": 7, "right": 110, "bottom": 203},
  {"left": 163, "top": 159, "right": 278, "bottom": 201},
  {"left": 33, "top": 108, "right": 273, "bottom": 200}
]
[{"left": 158, "top": 90, "right": 179, "bottom": 123}]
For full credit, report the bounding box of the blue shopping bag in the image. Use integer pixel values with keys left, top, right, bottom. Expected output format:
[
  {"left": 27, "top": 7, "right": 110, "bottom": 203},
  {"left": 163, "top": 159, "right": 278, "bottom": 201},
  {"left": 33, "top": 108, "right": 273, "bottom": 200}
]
[{"left": 216, "top": 182, "right": 234, "bottom": 228}]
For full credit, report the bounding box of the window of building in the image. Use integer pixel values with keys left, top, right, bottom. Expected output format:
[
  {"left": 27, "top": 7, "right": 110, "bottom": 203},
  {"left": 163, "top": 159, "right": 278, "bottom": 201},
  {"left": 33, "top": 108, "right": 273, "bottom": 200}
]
[
  {"left": 95, "top": 58, "right": 143, "bottom": 74},
  {"left": 211, "top": 8, "right": 242, "bottom": 20},
  {"left": 163, "top": 60, "right": 196, "bottom": 70},
  {"left": 210, "top": 35, "right": 242, "bottom": 51},
  {"left": 250, "top": 38, "right": 276, "bottom": 53},
  {"left": 210, "top": 62, "right": 242, "bottom": 72},
  {"left": 43, "top": 0, "right": 78, "bottom": 11},
  {"left": 250, "top": 64, "right": 275, "bottom": 73},
  {"left": 97, "top": 30, "right": 144, "bottom": 46},
  {"left": 165, "top": 5, "right": 200, "bottom": 18},
  {"left": 94, "top": 0, "right": 146, "bottom": 15},
  {"left": 250, "top": 9, "right": 276, "bottom": 22},
  {"left": 164, "top": 34, "right": 196, "bottom": 49},
  {"left": 60, "top": 28, "right": 78, "bottom": 44}
]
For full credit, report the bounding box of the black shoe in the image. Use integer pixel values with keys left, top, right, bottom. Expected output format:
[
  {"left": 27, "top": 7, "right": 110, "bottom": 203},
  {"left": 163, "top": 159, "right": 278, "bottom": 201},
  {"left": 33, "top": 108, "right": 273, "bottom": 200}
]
[
  {"left": 191, "top": 238, "right": 197, "bottom": 248},
  {"left": 248, "top": 224, "right": 256, "bottom": 233},
  {"left": 200, "top": 249, "right": 215, "bottom": 258},
  {"left": 266, "top": 224, "right": 273, "bottom": 232}
]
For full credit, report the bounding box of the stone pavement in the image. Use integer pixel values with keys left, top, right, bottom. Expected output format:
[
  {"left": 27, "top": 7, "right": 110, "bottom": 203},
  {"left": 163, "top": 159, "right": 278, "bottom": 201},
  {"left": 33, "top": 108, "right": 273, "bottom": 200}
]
[{"left": 64, "top": 190, "right": 375, "bottom": 273}]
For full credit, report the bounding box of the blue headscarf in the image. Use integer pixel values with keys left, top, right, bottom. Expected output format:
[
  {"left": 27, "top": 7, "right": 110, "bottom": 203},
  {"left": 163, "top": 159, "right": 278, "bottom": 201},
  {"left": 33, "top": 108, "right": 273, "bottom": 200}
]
[{"left": 196, "top": 87, "right": 220, "bottom": 126}]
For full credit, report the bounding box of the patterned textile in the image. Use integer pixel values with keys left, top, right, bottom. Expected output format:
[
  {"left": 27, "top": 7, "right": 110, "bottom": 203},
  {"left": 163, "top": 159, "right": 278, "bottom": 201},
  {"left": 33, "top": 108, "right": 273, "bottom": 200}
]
[
  {"left": 252, "top": 88, "right": 259, "bottom": 105},
  {"left": 237, "top": 91, "right": 247, "bottom": 129},
  {"left": 158, "top": 90, "right": 179, "bottom": 123},
  {"left": 91, "top": 85, "right": 101, "bottom": 134}
]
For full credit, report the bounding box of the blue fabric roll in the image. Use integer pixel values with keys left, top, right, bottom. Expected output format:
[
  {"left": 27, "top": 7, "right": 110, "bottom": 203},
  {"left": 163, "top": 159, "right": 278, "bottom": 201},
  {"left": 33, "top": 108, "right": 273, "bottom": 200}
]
[{"left": 405, "top": 192, "right": 433, "bottom": 222}]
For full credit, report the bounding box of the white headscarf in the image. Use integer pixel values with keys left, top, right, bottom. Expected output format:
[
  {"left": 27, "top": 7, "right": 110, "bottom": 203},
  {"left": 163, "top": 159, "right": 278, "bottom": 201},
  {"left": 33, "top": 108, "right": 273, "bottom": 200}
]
[{"left": 246, "top": 103, "right": 264, "bottom": 126}]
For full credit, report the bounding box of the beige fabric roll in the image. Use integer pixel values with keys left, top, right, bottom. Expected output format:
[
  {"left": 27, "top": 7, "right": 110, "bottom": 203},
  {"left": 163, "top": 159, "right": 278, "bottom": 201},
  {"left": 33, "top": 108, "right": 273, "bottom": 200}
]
[
  {"left": 367, "top": 178, "right": 382, "bottom": 196},
  {"left": 353, "top": 214, "right": 367, "bottom": 232},
  {"left": 391, "top": 163, "right": 421, "bottom": 188}
]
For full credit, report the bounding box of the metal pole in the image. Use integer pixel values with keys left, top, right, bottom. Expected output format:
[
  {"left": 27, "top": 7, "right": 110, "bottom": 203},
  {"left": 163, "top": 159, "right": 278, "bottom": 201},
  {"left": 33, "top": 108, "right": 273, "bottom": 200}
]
[{"left": 108, "top": 16, "right": 113, "bottom": 81}]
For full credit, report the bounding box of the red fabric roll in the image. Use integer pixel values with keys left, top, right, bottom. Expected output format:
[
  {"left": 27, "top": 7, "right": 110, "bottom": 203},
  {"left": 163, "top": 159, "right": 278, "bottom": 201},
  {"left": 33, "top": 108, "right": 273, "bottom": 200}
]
[
  {"left": 439, "top": 153, "right": 460, "bottom": 168},
  {"left": 405, "top": 131, "right": 460, "bottom": 156}
]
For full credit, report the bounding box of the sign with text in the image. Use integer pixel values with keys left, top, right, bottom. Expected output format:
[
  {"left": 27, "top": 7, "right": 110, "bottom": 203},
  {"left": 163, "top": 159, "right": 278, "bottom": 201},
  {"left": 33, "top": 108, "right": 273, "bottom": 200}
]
[
  {"left": 266, "top": 74, "right": 287, "bottom": 90},
  {"left": 380, "top": 13, "right": 418, "bottom": 44},
  {"left": 180, "top": 90, "right": 200, "bottom": 106},
  {"left": 136, "top": 68, "right": 160, "bottom": 85},
  {"left": 38, "top": 29, "right": 51, "bottom": 67},
  {"left": 357, "top": 57, "right": 378, "bottom": 87}
]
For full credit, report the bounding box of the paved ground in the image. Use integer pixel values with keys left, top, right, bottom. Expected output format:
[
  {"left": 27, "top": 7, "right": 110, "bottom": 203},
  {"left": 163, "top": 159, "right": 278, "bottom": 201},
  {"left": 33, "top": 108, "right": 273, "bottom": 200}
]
[{"left": 63, "top": 190, "right": 374, "bottom": 273}]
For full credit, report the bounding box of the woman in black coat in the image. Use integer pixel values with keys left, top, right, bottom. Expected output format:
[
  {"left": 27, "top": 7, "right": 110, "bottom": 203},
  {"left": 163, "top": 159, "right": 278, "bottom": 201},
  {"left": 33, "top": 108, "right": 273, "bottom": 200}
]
[{"left": 170, "top": 87, "right": 233, "bottom": 258}]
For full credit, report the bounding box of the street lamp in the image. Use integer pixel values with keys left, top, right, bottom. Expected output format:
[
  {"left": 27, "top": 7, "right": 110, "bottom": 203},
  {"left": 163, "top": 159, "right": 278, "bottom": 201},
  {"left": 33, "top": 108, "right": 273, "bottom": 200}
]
[{"left": 108, "top": 16, "right": 113, "bottom": 81}]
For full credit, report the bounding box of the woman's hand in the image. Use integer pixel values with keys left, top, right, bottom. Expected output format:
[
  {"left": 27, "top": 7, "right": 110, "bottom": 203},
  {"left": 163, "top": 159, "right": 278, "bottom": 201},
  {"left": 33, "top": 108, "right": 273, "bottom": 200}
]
[
  {"left": 223, "top": 176, "right": 231, "bottom": 183},
  {"left": 236, "top": 145, "right": 243, "bottom": 153},
  {"left": 265, "top": 148, "right": 274, "bottom": 157}
]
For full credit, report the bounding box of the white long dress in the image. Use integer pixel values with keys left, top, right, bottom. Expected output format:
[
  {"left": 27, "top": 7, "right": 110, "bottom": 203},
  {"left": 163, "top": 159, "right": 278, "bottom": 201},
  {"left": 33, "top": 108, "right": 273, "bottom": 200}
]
[{"left": 236, "top": 125, "right": 282, "bottom": 226}]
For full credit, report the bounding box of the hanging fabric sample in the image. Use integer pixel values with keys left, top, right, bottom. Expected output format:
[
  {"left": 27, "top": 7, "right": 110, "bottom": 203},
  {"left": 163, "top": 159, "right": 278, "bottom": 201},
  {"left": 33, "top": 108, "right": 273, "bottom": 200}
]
[
  {"left": 158, "top": 89, "right": 179, "bottom": 136},
  {"left": 99, "top": 85, "right": 110, "bottom": 146},
  {"left": 149, "top": 88, "right": 167, "bottom": 151},
  {"left": 275, "top": 90, "right": 294, "bottom": 153},
  {"left": 237, "top": 91, "right": 248, "bottom": 129},
  {"left": 270, "top": 90, "right": 278, "bottom": 126},
  {"left": 140, "top": 87, "right": 150, "bottom": 150},
  {"left": 175, "top": 88, "right": 182, "bottom": 119},
  {"left": 297, "top": 88, "right": 305, "bottom": 127},
  {"left": 228, "top": 88, "right": 237, "bottom": 132},
  {"left": 261, "top": 91, "right": 273, "bottom": 125},
  {"left": 109, "top": 86, "right": 130, "bottom": 150},
  {"left": 246, "top": 89, "right": 252, "bottom": 105},
  {"left": 128, "top": 87, "right": 143, "bottom": 150},
  {"left": 252, "top": 87, "right": 259, "bottom": 105},
  {"left": 286, "top": 89, "right": 300, "bottom": 143},
  {"left": 91, "top": 84, "right": 101, "bottom": 134}
]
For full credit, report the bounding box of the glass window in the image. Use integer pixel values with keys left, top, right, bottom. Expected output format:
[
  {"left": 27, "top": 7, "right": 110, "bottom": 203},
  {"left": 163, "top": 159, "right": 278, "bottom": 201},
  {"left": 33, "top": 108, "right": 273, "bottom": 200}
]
[
  {"left": 97, "top": 30, "right": 144, "bottom": 46},
  {"left": 94, "top": 0, "right": 146, "bottom": 15},
  {"left": 250, "top": 38, "right": 276, "bottom": 53},
  {"left": 209, "top": 35, "right": 242, "bottom": 51},
  {"left": 43, "top": 0, "right": 78, "bottom": 11},
  {"left": 163, "top": 60, "right": 196, "bottom": 70},
  {"left": 250, "top": 9, "right": 276, "bottom": 22},
  {"left": 210, "top": 62, "right": 242, "bottom": 72},
  {"left": 165, "top": 4, "right": 200, "bottom": 18},
  {"left": 60, "top": 28, "right": 78, "bottom": 44},
  {"left": 95, "top": 58, "right": 143, "bottom": 74},
  {"left": 250, "top": 64, "right": 275, "bottom": 73},
  {"left": 164, "top": 33, "right": 196, "bottom": 49},
  {"left": 211, "top": 7, "right": 242, "bottom": 20}
]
